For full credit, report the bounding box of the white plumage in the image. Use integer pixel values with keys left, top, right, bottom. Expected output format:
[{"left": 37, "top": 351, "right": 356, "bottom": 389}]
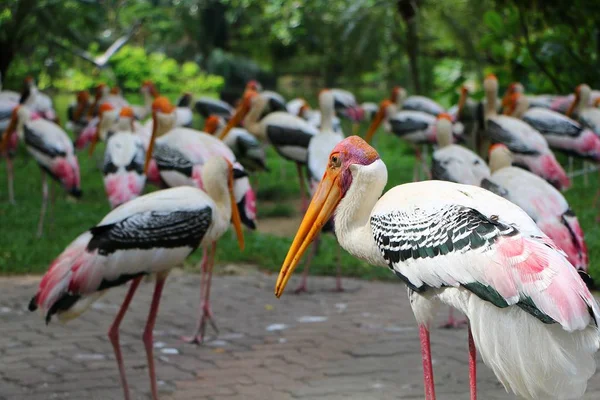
[{"left": 276, "top": 136, "right": 600, "bottom": 400}]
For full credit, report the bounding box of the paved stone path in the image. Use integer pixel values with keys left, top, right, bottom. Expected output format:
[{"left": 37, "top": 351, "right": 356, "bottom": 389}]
[{"left": 1, "top": 270, "right": 599, "bottom": 400}]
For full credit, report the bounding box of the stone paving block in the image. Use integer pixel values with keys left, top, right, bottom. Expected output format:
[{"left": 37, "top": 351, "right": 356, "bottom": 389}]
[{"left": 1, "top": 273, "right": 599, "bottom": 400}]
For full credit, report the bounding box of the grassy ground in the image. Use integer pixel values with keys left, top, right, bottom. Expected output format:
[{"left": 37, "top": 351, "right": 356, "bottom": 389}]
[{"left": 1, "top": 93, "right": 599, "bottom": 283}]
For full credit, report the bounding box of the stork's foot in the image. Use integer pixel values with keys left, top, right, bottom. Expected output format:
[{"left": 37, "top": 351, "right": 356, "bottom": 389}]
[
  {"left": 439, "top": 316, "right": 468, "bottom": 329},
  {"left": 181, "top": 334, "right": 205, "bottom": 345},
  {"left": 182, "top": 304, "right": 219, "bottom": 345},
  {"left": 293, "top": 282, "right": 309, "bottom": 295}
]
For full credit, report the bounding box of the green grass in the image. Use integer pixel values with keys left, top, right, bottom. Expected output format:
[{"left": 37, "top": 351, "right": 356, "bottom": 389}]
[{"left": 1, "top": 93, "right": 599, "bottom": 284}]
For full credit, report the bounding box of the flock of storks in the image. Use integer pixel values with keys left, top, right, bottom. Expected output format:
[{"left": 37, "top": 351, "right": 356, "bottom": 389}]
[{"left": 1, "top": 74, "right": 600, "bottom": 399}]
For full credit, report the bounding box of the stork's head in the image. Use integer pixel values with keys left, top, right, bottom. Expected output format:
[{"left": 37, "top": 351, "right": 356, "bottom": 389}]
[
  {"left": 483, "top": 74, "right": 498, "bottom": 94},
  {"left": 390, "top": 86, "right": 406, "bottom": 105},
  {"left": 365, "top": 99, "right": 395, "bottom": 144},
  {"left": 110, "top": 86, "right": 121, "bottom": 96},
  {"left": 246, "top": 80, "right": 262, "bottom": 92},
  {"left": 488, "top": 143, "right": 512, "bottom": 172},
  {"left": 275, "top": 136, "right": 380, "bottom": 298},
  {"left": 204, "top": 115, "right": 221, "bottom": 134},
  {"left": 567, "top": 84, "right": 591, "bottom": 117}
]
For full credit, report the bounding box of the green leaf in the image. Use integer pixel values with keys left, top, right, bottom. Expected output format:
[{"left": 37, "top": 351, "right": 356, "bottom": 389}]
[{"left": 483, "top": 10, "right": 504, "bottom": 34}]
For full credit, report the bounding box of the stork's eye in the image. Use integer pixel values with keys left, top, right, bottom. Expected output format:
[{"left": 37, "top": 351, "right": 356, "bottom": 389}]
[{"left": 330, "top": 154, "right": 341, "bottom": 168}]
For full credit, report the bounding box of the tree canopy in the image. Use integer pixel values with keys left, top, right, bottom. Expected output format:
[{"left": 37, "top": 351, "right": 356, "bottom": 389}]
[{"left": 1, "top": 0, "right": 598, "bottom": 100}]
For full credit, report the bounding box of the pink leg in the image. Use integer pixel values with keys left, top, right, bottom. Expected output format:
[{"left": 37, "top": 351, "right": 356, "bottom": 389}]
[
  {"left": 296, "top": 162, "right": 308, "bottom": 212},
  {"left": 182, "top": 251, "right": 209, "bottom": 343},
  {"left": 468, "top": 323, "right": 477, "bottom": 400},
  {"left": 6, "top": 156, "right": 15, "bottom": 204},
  {"left": 333, "top": 245, "right": 344, "bottom": 292},
  {"left": 142, "top": 273, "right": 168, "bottom": 400},
  {"left": 184, "top": 243, "right": 218, "bottom": 344},
  {"left": 37, "top": 171, "right": 49, "bottom": 238},
  {"left": 108, "top": 277, "right": 143, "bottom": 400},
  {"left": 439, "top": 307, "right": 467, "bottom": 329},
  {"left": 419, "top": 325, "right": 436, "bottom": 400},
  {"left": 294, "top": 235, "right": 320, "bottom": 294}
]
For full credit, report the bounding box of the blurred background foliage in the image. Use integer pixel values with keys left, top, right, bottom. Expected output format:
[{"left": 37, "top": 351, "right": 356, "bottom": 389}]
[{"left": 1, "top": 0, "right": 599, "bottom": 103}]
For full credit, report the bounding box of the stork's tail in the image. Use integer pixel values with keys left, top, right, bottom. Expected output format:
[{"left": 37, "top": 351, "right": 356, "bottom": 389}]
[
  {"left": 28, "top": 232, "right": 102, "bottom": 324},
  {"left": 468, "top": 297, "right": 599, "bottom": 400}
]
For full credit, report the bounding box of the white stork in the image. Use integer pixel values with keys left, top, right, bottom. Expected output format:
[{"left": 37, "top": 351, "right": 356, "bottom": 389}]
[
  {"left": 275, "top": 135, "right": 600, "bottom": 400},
  {"left": 2, "top": 106, "right": 82, "bottom": 236},
  {"left": 219, "top": 90, "right": 318, "bottom": 210},
  {"left": 102, "top": 107, "right": 147, "bottom": 209},
  {"left": 566, "top": 84, "right": 600, "bottom": 136},
  {"left": 482, "top": 75, "right": 570, "bottom": 190},
  {"left": 28, "top": 157, "right": 245, "bottom": 400},
  {"left": 504, "top": 92, "right": 600, "bottom": 161},
  {"left": 365, "top": 100, "right": 463, "bottom": 181},
  {"left": 482, "top": 144, "right": 590, "bottom": 276},
  {"left": 204, "top": 115, "right": 268, "bottom": 173},
  {"left": 293, "top": 89, "right": 346, "bottom": 294}
]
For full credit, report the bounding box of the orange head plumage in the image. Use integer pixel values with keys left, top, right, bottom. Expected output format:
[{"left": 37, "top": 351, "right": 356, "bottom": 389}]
[
  {"left": 119, "top": 107, "right": 135, "bottom": 118},
  {"left": 152, "top": 97, "right": 174, "bottom": 114},
  {"left": 98, "top": 103, "right": 114, "bottom": 116},
  {"left": 204, "top": 115, "right": 221, "bottom": 134}
]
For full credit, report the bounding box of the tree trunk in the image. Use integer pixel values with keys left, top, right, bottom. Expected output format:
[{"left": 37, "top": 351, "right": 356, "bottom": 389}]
[{"left": 397, "top": 0, "right": 420, "bottom": 94}]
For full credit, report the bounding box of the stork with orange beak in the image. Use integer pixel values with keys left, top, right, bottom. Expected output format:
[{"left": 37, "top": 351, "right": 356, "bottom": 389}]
[
  {"left": 67, "top": 91, "right": 92, "bottom": 136},
  {"left": 1, "top": 105, "right": 82, "bottom": 236},
  {"left": 365, "top": 98, "right": 463, "bottom": 181},
  {"left": 218, "top": 90, "right": 318, "bottom": 210},
  {"left": 275, "top": 135, "right": 600, "bottom": 400},
  {"left": 142, "top": 97, "right": 257, "bottom": 344},
  {"left": 566, "top": 84, "right": 600, "bottom": 136}
]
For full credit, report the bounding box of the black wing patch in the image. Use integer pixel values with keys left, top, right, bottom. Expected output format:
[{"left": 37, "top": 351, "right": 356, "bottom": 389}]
[
  {"left": 402, "top": 100, "right": 443, "bottom": 116},
  {"left": 266, "top": 125, "right": 313, "bottom": 149},
  {"left": 153, "top": 143, "right": 193, "bottom": 176},
  {"left": 87, "top": 208, "right": 212, "bottom": 255},
  {"left": 24, "top": 125, "right": 66, "bottom": 157},
  {"left": 194, "top": 99, "right": 233, "bottom": 118},
  {"left": 486, "top": 120, "right": 540, "bottom": 155},
  {"left": 480, "top": 178, "right": 509, "bottom": 198},
  {"left": 523, "top": 115, "right": 581, "bottom": 137},
  {"left": 389, "top": 118, "right": 429, "bottom": 137},
  {"left": 431, "top": 156, "right": 455, "bottom": 182},
  {"left": 371, "top": 205, "right": 517, "bottom": 267}
]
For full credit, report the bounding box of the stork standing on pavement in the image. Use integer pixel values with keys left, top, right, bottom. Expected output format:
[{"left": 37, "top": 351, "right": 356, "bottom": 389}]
[
  {"left": 275, "top": 135, "right": 600, "bottom": 400},
  {"left": 28, "top": 157, "right": 245, "bottom": 400}
]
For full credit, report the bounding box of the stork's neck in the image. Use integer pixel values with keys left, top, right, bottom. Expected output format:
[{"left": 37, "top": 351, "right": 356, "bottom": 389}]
[
  {"left": 143, "top": 90, "right": 154, "bottom": 111},
  {"left": 334, "top": 159, "right": 388, "bottom": 267},
  {"left": 244, "top": 98, "right": 266, "bottom": 137},
  {"left": 484, "top": 85, "right": 498, "bottom": 119},
  {"left": 201, "top": 169, "right": 232, "bottom": 226},
  {"left": 578, "top": 89, "right": 590, "bottom": 114},
  {"left": 320, "top": 98, "right": 334, "bottom": 133}
]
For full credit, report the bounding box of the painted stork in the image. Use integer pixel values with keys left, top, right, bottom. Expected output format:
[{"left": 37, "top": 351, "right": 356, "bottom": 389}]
[
  {"left": 194, "top": 97, "right": 234, "bottom": 119},
  {"left": 204, "top": 115, "right": 268, "bottom": 173},
  {"left": 504, "top": 92, "right": 600, "bottom": 161},
  {"left": 275, "top": 135, "right": 600, "bottom": 400},
  {"left": 501, "top": 82, "right": 557, "bottom": 111},
  {"left": 360, "top": 102, "right": 379, "bottom": 121},
  {"left": 1, "top": 106, "right": 82, "bottom": 236},
  {"left": 143, "top": 99, "right": 257, "bottom": 344},
  {"left": 21, "top": 77, "right": 57, "bottom": 122},
  {"left": 365, "top": 99, "right": 463, "bottom": 181},
  {"left": 431, "top": 113, "right": 490, "bottom": 329},
  {"left": 67, "top": 91, "right": 92, "bottom": 137},
  {"left": 288, "top": 97, "right": 342, "bottom": 132},
  {"left": 431, "top": 113, "right": 490, "bottom": 187},
  {"left": 28, "top": 157, "right": 245, "bottom": 400},
  {"left": 566, "top": 84, "right": 600, "bottom": 135},
  {"left": 130, "top": 80, "right": 158, "bottom": 121},
  {"left": 219, "top": 90, "right": 318, "bottom": 210},
  {"left": 482, "top": 144, "right": 590, "bottom": 278},
  {"left": 102, "top": 107, "right": 147, "bottom": 209},
  {"left": 293, "top": 89, "right": 346, "bottom": 294},
  {"left": 482, "top": 75, "right": 570, "bottom": 190},
  {"left": 87, "top": 103, "right": 121, "bottom": 156}
]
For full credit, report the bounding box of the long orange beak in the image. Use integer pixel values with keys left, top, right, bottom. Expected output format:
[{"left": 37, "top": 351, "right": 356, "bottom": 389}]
[
  {"left": 1, "top": 109, "right": 18, "bottom": 154},
  {"left": 219, "top": 102, "right": 250, "bottom": 140},
  {"left": 364, "top": 103, "right": 386, "bottom": 144},
  {"left": 228, "top": 165, "right": 245, "bottom": 251},
  {"left": 457, "top": 87, "right": 468, "bottom": 118},
  {"left": 144, "top": 112, "right": 158, "bottom": 174},
  {"left": 275, "top": 168, "right": 342, "bottom": 298},
  {"left": 566, "top": 92, "right": 579, "bottom": 117}
]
